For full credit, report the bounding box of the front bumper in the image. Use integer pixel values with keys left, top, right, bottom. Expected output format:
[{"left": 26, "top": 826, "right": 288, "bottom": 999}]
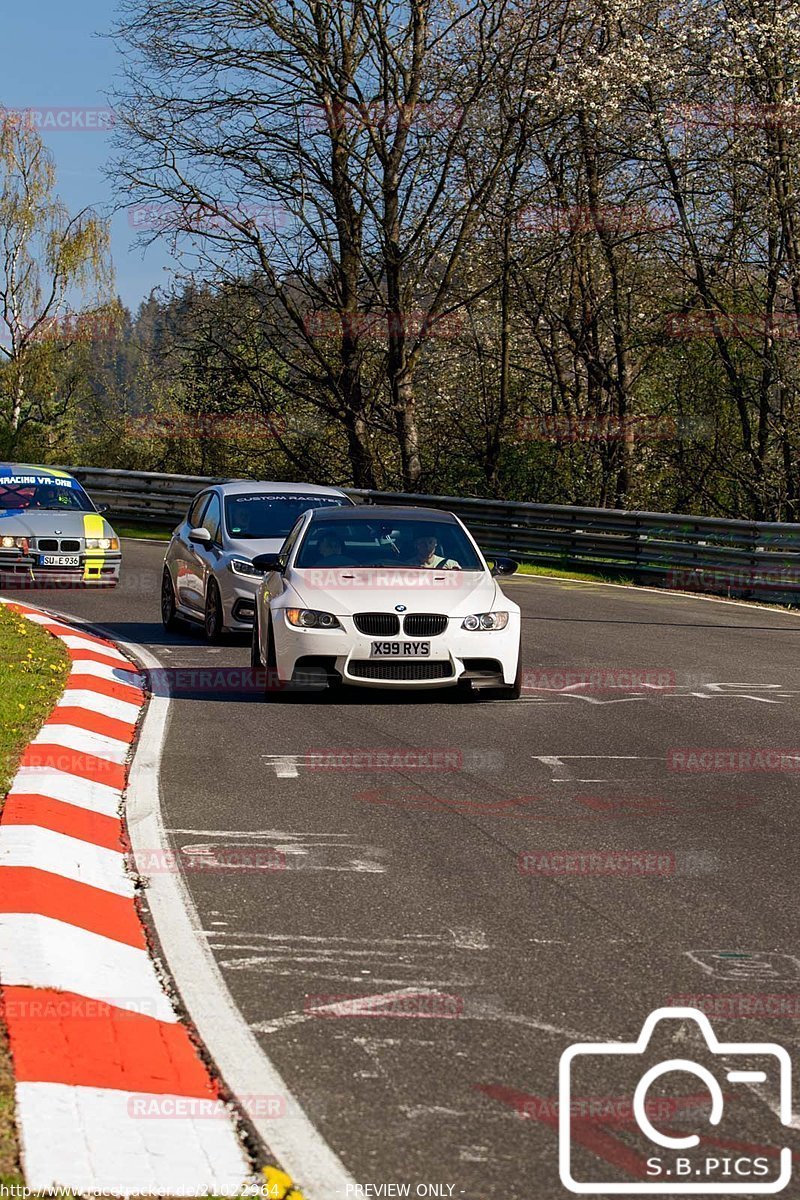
[
  {"left": 272, "top": 611, "right": 521, "bottom": 689},
  {"left": 0, "top": 553, "right": 122, "bottom": 589},
  {"left": 219, "top": 573, "right": 259, "bottom": 629}
]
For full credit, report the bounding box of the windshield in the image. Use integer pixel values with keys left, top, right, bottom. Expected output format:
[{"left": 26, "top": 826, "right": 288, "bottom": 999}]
[
  {"left": 294, "top": 516, "right": 483, "bottom": 570},
  {"left": 0, "top": 474, "right": 94, "bottom": 512},
  {"left": 224, "top": 493, "right": 349, "bottom": 540}
]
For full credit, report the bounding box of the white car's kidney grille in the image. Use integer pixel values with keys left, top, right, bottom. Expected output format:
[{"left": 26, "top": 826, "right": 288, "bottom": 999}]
[
  {"left": 350, "top": 660, "right": 454, "bottom": 681},
  {"left": 403, "top": 614, "right": 448, "bottom": 637},
  {"left": 354, "top": 613, "right": 400, "bottom": 636}
]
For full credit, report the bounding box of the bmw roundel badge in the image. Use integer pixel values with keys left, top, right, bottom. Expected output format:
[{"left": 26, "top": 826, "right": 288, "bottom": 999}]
[{"left": 395, "top": 604, "right": 407, "bottom": 612}]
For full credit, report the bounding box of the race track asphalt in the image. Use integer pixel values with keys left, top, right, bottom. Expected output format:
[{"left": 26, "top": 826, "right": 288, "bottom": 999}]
[{"left": 10, "top": 539, "right": 800, "bottom": 1200}]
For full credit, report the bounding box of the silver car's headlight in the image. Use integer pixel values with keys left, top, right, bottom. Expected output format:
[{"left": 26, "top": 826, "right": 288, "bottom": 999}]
[
  {"left": 285, "top": 608, "right": 342, "bottom": 630},
  {"left": 462, "top": 611, "right": 509, "bottom": 631},
  {"left": 230, "top": 558, "right": 264, "bottom": 578},
  {"left": 1, "top": 536, "right": 29, "bottom": 552},
  {"left": 85, "top": 537, "right": 119, "bottom": 550}
]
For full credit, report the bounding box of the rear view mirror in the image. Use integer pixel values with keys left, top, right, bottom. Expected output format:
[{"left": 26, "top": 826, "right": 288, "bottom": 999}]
[
  {"left": 189, "top": 527, "right": 212, "bottom": 546},
  {"left": 251, "top": 553, "right": 283, "bottom": 572},
  {"left": 491, "top": 557, "right": 519, "bottom": 577}
]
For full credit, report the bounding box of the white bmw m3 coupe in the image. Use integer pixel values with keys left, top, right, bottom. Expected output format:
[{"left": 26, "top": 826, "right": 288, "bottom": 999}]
[{"left": 249, "top": 505, "right": 522, "bottom": 698}]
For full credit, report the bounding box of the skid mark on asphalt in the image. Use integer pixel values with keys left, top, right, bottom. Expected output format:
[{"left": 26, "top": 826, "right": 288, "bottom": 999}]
[{"left": 172, "top": 827, "right": 386, "bottom": 873}]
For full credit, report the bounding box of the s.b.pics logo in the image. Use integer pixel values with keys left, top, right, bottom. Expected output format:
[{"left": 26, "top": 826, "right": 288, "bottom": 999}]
[{"left": 559, "top": 1007, "right": 792, "bottom": 1193}]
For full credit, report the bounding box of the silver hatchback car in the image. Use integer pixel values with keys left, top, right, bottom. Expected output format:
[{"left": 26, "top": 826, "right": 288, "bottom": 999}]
[{"left": 161, "top": 481, "right": 353, "bottom": 639}]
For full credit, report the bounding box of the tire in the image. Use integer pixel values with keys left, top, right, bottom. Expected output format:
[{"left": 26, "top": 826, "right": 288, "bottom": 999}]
[
  {"left": 161, "top": 567, "right": 181, "bottom": 632},
  {"left": 250, "top": 606, "right": 262, "bottom": 668},
  {"left": 203, "top": 578, "right": 224, "bottom": 643},
  {"left": 262, "top": 612, "right": 283, "bottom": 698}
]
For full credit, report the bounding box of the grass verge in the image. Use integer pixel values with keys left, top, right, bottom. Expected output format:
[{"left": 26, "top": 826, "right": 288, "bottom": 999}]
[
  {"left": 115, "top": 521, "right": 173, "bottom": 541},
  {"left": 515, "top": 562, "right": 635, "bottom": 585},
  {"left": 0, "top": 603, "right": 70, "bottom": 1188}
]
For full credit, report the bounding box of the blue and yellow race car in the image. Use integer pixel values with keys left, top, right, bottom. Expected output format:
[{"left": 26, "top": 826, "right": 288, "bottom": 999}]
[{"left": 0, "top": 464, "right": 121, "bottom": 588}]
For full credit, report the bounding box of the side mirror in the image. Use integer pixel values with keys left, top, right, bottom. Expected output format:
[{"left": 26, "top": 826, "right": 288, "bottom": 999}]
[
  {"left": 96, "top": 503, "right": 110, "bottom": 515},
  {"left": 189, "top": 527, "right": 213, "bottom": 546},
  {"left": 491, "top": 557, "right": 519, "bottom": 577},
  {"left": 251, "top": 553, "right": 284, "bottom": 573}
]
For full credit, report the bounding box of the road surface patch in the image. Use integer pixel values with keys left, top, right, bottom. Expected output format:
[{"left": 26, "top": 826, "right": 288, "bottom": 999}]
[{"left": 0, "top": 598, "right": 251, "bottom": 1196}]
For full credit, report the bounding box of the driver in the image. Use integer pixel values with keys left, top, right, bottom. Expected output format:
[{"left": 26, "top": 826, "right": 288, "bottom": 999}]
[
  {"left": 317, "top": 531, "right": 350, "bottom": 567},
  {"left": 408, "top": 533, "right": 460, "bottom": 570}
]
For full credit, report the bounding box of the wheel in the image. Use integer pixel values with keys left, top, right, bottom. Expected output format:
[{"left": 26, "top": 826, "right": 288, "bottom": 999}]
[
  {"left": 250, "top": 607, "right": 262, "bottom": 668},
  {"left": 161, "top": 567, "right": 181, "bottom": 631},
  {"left": 203, "top": 579, "right": 224, "bottom": 642}
]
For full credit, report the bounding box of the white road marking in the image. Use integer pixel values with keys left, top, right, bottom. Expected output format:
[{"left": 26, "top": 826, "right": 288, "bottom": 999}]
[
  {"left": 69, "top": 659, "right": 144, "bottom": 687},
  {"left": 120, "top": 634, "right": 359, "bottom": 1199},
  {"left": 0, "top": 826, "right": 132, "bottom": 896},
  {"left": 252, "top": 987, "right": 447, "bottom": 1035},
  {"left": 0, "top": 914, "right": 176, "bottom": 1021}
]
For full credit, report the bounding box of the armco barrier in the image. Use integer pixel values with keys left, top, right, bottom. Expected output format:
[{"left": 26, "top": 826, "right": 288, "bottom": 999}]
[{"left": 62, "top": 465, "right": 800, "bottom": 604}]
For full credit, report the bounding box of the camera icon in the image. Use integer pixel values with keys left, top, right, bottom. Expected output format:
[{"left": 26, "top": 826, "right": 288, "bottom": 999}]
[{"left": 559, "top": 1006, "right": 792, "bottom": 1193}]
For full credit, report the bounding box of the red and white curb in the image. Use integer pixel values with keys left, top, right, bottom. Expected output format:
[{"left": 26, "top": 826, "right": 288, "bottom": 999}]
[{"left": 0, "top": 598, "right": 252, "bottom": 1197}]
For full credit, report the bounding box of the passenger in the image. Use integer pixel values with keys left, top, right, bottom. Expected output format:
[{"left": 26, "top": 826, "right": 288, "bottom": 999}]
[{"left": 407, "top": 533, "right": 460, "bottom": 569}]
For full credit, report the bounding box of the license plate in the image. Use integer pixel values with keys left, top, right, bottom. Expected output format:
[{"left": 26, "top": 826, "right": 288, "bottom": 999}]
[
  {"left": 40, "top": 555, "right": 80, "bottom": 567},
  {"left": 370, "top": 641, "right": 431, "bottom": 657}
]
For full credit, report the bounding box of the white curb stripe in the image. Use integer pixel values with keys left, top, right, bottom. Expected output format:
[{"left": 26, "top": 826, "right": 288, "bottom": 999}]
[
  {"left": 16, "top": 1083, "right": 249, "bottom": 1198},
  {"left": 0, "top": 914, "right": 177, "bottom": 1021},
  {"left": 60, "top": 634, "right": 129, "bottom": 660},
  {"left": 0, "top": 826, "right": 133, "bottom": 896},
  {"left": 7, "top": 767, "right": 122, "bottom": 816},
  {"left": 56, "top": 689, "right": 141, "bottom": 724},
  {"left": 30, "top": 723, "right": 130, "bottom": 764},
  {"left": 68, "top": 659, "right": 145, "bottom": 687}
]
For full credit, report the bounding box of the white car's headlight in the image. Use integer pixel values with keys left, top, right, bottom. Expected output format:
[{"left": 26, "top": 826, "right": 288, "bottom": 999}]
[
  {"left": 462, "top": 611, "right": 509, "bottom": 631},
  {"left": 230, "top": 558, "right": 264, "bottom": 578},
  {"left": 1, "top": 536, "right": 29, "bottom": 551},
  {"left": 286, "top": 608, "right": 342, "bottom": 630},
  {"left": 85, "top": 537, "right": 119, "bottom": 551}
]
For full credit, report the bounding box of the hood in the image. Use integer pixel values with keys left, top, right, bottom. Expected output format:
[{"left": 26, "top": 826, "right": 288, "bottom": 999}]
[
  {"left": 0, "top": 510, "right": 111, "bottom": 539},
  {"left": 225, "top": 536, "right": 285, "bottom": 560},
  {"left": 288, "top": 567, "right": 499, "bottom": 615}
]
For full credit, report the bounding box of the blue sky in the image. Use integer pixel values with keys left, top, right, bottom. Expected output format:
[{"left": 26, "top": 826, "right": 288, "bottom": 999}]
[{"left": 4, "top": 0, "right": 172, "bottom": 314}]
